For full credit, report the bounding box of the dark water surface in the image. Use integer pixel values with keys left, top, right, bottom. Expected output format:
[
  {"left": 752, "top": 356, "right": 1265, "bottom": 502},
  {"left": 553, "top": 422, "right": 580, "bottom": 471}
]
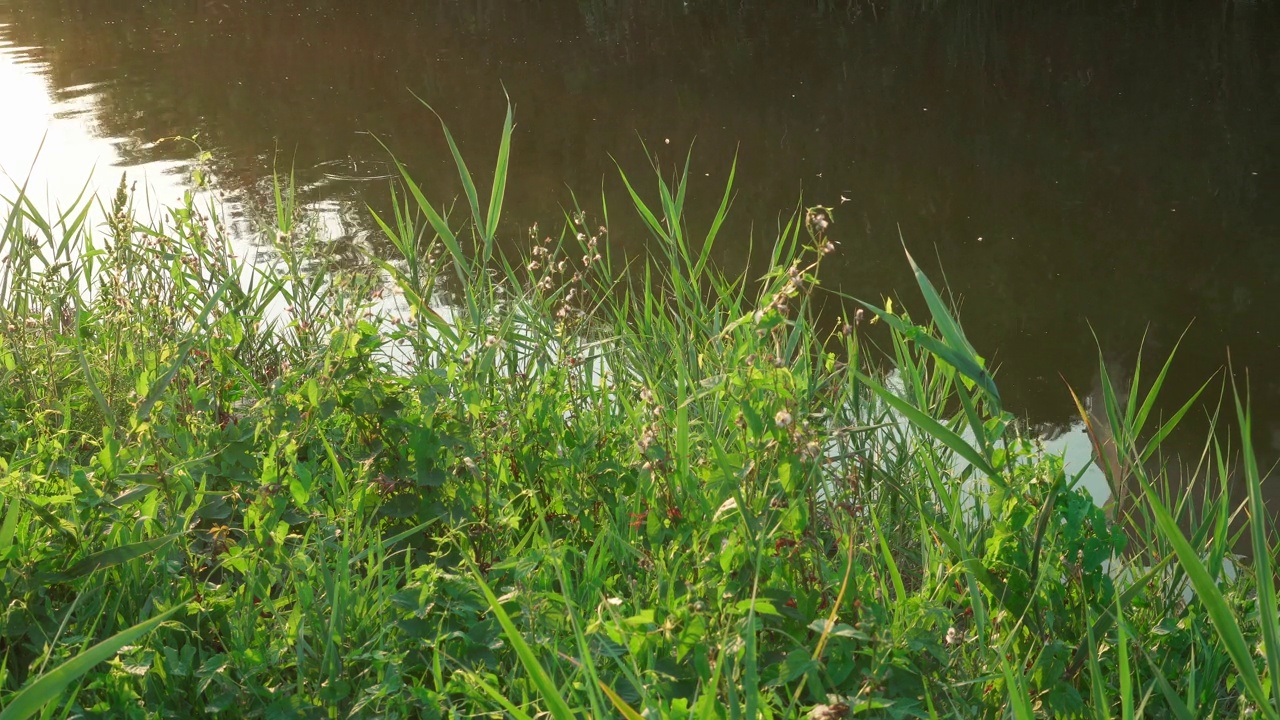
[{"left": 2, "top": 0, "right": 1278, "bottom": 499}]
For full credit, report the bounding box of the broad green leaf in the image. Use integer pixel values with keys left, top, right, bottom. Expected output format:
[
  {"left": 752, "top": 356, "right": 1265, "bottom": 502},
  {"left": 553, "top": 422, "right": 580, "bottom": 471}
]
[{"left": 62, "top": 533, "right": 180, "bottom": 581}]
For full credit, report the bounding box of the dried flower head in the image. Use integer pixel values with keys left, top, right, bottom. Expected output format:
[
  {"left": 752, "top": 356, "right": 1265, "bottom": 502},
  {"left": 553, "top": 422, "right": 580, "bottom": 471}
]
[
  {"left": 945, "top": 626, "right": 962, "bottom": 647},
  {"left": 808, "top": 702, "right": 851, "bottom": 720}
]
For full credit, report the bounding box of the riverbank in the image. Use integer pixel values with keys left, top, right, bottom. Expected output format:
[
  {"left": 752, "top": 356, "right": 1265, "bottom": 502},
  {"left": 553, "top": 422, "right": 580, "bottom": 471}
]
[{"left": 1, "top": 117, "right": 1277, "bottom": 719}]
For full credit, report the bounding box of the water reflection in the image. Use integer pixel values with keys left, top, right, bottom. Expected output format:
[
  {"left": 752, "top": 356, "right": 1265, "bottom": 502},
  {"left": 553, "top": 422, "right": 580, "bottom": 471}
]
[{"left": 0, "top": 0, "right": 1277, "bottom": 495}]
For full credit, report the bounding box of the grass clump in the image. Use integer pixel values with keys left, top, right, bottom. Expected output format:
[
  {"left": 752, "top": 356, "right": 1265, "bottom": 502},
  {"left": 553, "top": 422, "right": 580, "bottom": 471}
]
[{"left": 1, "top": 103, "right": 1278, "bottom": 719}]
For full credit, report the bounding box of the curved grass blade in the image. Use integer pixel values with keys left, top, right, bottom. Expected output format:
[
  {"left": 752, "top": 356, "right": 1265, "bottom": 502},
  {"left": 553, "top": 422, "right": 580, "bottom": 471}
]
[
  {"left": 0, "top": 601, "right": 186, "bottom": 720},
  {"left": 1139, "top": 374, "right": 1215, "bottom": 463},
  {"left": 469, "top": 563, "right": 575, "bottom": 720},
  {"left": 1135, "top": 468, "right": 1278, "bottom": 720},
  {"left": 900, "top": 242, "right": 997, "bottom": 401},
  {"left": 412, "top": 92, "right": 482, "bottom": 236},
  {"left": 614, "top": 162, "right": 671, "bottom": 244},
  {"left": 695, "top": 151, "right": 737, "bottom": 280},
  {"left": 468, "top": 673, "right": 535, "bottom": 720},
  {"left": 371, "top": 137, "right": 467, "bottom": 278},
  {"left": 858, "top": 372, "right": 1000, "bottom": 483},
  {"left": 598, "top": 679, "right": 645, "bottom": 720},
  {"left": 856, "top": 300, "right": 999, "bottom": 404}
]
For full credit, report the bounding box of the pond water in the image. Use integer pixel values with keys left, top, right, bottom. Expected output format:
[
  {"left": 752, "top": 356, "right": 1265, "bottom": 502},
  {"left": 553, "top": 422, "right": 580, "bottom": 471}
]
[{"left": 1, "top": 0, "right": 1278, "bottom": 504}]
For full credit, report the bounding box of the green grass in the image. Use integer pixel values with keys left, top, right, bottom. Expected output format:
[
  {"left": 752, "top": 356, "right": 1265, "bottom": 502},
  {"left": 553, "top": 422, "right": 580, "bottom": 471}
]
[{"left": 1, "top": 102, "right": 1278, "bottom": 719}]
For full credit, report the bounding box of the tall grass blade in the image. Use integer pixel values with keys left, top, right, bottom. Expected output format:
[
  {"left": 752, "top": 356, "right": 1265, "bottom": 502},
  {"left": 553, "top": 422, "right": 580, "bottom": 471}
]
[
  {"left": 900, "top": 242, "right": 999, "bottom": 407},
  {"left": 485, "top": 93, "right": 514, "bottom": 250},
  {"left": 1135, "top": 469, "right": 1278, "bottom": 719},
  {"left": 1231, "top": 376, "right": 1280, "bottom": 715},
  {"left": 1117, "top": 595, "right": 1133, "bottom": 720},
  {"left": 856, "top": 300, "right": 999, "bottom": 404},
  {"left": 858, "top": 372, "right": 1000, "bottom": 482},
  {"left": 1002, "top": 656, "right": 1035, "bottom": 720},
  {"left": 416, "top": 95, "right": 483, "bottom": 237}
]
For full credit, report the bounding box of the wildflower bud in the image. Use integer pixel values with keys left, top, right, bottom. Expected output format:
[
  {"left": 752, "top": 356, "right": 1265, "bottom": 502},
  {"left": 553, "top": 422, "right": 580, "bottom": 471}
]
[
  {"left": 821, "top": 240, "right": 836, "bottom": 254},
  {"left": 639, "top": 387, "right": 654, "bottom": 404},
  {"left": 527, "top": 261, "right": 541, "bottom": 272},
  {"left": 855, "top": 308, "right": 865, "bottom": 325},
  {"left": 774, "top": 410, "right": 793, "bottom": 428}
]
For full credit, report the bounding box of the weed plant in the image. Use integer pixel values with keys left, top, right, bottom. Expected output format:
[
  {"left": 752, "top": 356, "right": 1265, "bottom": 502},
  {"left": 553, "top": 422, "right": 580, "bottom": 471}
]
[{"left": 0, "top": 103, "right": 1278, "bottom": 719}]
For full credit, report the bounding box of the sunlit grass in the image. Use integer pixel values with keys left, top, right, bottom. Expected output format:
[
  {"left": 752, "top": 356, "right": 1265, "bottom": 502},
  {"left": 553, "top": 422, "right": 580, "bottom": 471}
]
[{"left": 0, "top": 100, "right": 1276, "bottom": 719}]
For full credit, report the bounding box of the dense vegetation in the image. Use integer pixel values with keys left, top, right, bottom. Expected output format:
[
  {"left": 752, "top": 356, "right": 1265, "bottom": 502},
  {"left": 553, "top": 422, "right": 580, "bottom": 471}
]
[{"left": 1, "top": 107, "right": 1278, "bottom": 719}]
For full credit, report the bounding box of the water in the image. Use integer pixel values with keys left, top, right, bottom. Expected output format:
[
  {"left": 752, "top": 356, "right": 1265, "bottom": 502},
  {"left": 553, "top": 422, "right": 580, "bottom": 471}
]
[{"left": 1, "top": 0, "right": 1278, "bottom": 504}]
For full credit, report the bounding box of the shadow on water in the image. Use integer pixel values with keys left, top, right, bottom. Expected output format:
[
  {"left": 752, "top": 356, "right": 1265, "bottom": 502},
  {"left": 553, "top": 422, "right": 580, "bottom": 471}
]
[{"left": 0, "top": 0, "right": 1277, "bottom": 509}]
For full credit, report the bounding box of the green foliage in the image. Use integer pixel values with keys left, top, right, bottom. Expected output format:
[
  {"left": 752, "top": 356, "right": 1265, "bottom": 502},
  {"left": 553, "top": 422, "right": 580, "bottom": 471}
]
[{"left": 0, "top": 105, "right": 1277, "bottom": 719}]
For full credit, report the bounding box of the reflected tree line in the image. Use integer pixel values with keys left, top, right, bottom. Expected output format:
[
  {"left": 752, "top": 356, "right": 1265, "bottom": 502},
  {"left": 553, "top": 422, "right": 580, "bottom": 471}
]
[{"left": 1, "top": 0, "right": 1277, "bottom": 445}]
